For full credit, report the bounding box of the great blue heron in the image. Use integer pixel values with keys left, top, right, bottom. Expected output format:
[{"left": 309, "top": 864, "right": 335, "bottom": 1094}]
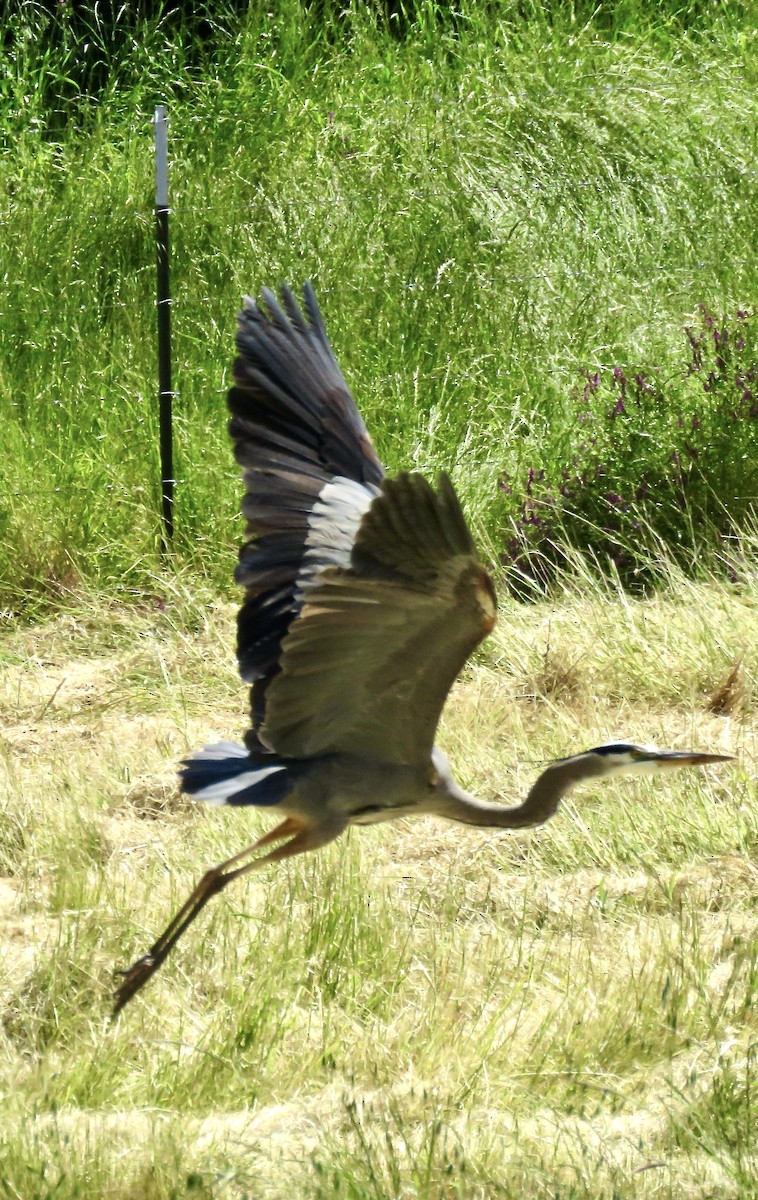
[{"left": 113, "top": 283, "right": 732, "bottom": 1014}]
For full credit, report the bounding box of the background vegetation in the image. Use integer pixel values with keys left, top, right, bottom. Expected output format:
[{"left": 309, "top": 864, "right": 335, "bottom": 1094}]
[
  {"left": 0, "top": 0, "right": 756, "bottom": 611},
  {"left": 0, "top": 2, "right": 756, "bottom": 1196}
]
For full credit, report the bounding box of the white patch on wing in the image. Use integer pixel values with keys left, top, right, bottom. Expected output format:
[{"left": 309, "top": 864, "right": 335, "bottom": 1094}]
[
  {"left": 195, "top": 765, "right": 287, "bottom": 805},
  {"left": 297, "top": 476, "right": 380, "bottom": 593}
]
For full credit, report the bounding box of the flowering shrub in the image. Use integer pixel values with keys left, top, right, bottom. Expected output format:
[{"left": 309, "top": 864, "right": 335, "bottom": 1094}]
[{"left": 500, "top": 308, "right": 756, "bottom": 591}]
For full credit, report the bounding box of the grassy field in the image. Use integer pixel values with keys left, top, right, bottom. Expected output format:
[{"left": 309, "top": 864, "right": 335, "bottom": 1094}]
[{"left": 0, "top": 569, "right": 755, "bottom": 1197}]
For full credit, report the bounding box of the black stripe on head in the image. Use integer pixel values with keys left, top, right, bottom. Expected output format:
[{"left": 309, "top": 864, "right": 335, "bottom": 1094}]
[{"left": 588, "top": 743, "right": 639, "bottom": 756}]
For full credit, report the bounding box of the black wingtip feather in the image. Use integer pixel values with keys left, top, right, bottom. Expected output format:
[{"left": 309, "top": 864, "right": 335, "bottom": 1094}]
[
  {"left": 303, "top": 280, "right": 328, "bottom": 342},
  {"left": 227, "top": 283, "right": 385, "bottom": 740}
]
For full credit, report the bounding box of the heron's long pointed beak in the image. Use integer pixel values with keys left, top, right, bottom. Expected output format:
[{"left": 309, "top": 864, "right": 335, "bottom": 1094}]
[{"left": 650, "top": 750, "right": 734, "bottom": 768}]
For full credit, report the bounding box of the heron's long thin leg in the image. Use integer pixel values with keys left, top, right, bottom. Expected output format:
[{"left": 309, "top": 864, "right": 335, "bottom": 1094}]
[
  {"left": 252, "top": 815, "right": 303, "bottom": 848},
  {"left": 113, "top": 816, "right": 345, "bottom": 1016}
]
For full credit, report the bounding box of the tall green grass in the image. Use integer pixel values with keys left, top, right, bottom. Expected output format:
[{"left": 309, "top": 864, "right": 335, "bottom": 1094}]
[{"left": 0, "top": 0, "right": 756, "bottom": 610}]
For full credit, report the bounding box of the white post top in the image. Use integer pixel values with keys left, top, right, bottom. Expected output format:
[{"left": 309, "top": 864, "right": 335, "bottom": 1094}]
[{"left": 154, "top": 105, "right": 168, "bottom": 208}]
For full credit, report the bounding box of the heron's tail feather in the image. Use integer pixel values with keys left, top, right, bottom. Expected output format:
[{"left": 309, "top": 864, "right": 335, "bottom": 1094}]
[{"left": 179, "top": 742, "right": 302, "bottom": 808}]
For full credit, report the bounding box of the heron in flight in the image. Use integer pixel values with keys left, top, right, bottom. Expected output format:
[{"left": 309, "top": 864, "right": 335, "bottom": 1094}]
[{"left": 114, "top": 284, "right": 732, "bottom": 1014}]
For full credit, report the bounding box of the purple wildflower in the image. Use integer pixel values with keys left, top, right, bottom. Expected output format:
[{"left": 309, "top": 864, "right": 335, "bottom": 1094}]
[
  {"left": 632, "top": 373, "right": 653, "bottom": 395},
  {"left": 699, "top": 304, "right": 715, "bottom": 329},
  {"left": 613, "top": 366, "right": 627, "bottom": 393},
  {"left": 686, "top": 327, "right": 703, "bottom": 372},
  {"left": 635, "top": 479, "right": 650, "bottom": 502}
]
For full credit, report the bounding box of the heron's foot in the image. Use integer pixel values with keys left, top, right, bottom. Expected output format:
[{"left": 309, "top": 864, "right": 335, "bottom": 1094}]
[{"left": 112, "top": 953, "right": 160, "bottom": 1017}]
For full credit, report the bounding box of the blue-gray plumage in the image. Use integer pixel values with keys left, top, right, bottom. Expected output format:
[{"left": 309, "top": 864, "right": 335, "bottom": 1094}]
[{"left": 113, "top": 284, "right": 733, "bottom": 1014}]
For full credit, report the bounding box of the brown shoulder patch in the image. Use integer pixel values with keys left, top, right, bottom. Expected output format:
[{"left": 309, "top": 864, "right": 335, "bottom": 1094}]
[{"left": 474, "top": 567, "right": 497, "bottom": 633}]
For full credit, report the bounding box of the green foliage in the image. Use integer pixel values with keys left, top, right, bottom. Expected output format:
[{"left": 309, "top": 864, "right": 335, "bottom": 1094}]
[
  {"left": 0, "top": 0, "right": 756, "bottom": 612},
  {"left": 501, "top": 306, "right": 757, "bottom": 590}
]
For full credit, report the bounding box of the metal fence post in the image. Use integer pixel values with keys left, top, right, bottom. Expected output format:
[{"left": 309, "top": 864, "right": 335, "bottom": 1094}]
[{"left": 154, "top": 103, "right": 174, "bottom": 550}]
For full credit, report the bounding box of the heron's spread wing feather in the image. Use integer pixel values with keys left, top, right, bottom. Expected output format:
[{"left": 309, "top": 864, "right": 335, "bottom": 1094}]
[
  {"left": 353, "top": 471, "right": 475, "bottom": 579},
  {"left": 227, "top": 285, "right": 383, "bottom": 747},
  {"left": 260, "top": 472, "right": 496, "bottom": 765}
]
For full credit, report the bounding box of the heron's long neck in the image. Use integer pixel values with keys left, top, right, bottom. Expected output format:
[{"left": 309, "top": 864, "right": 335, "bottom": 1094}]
[{"left": 439, "top": 757, "right": 608, "bottom": 830}]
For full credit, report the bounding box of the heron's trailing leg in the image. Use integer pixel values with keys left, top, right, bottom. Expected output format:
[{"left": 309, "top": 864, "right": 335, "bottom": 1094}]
[{"left": 113, "top": 816, "right": 345, "bottom": 1016}]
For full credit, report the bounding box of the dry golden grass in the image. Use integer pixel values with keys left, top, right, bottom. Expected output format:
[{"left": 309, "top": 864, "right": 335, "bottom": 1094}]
[{"left": 0, "top": 572, "right": 756, "bottom": 1198}]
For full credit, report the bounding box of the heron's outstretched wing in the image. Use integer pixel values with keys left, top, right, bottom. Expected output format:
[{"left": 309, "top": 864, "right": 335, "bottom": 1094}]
[
  {"left": 228, "top": 284, "right": 384, "bottom": 745},
  {"left": 259, "top": 471, "right": 497, "bottom": 766}
]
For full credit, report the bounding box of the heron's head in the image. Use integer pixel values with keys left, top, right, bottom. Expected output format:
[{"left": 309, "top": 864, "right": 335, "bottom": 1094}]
[{"left": 561, "top": 741, "right": 733, "bottom": 780}]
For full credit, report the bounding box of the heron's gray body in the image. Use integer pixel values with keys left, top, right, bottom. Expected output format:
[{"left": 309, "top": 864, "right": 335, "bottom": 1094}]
[
  {"left": 187, "top": 745, "right": 454, "bottom": 827},
  {"left": 292, "top": 754, "right": 435, "bottom": 826},
  {"left": 113, "top": 283, "right": 732, "bottom": 1014}
]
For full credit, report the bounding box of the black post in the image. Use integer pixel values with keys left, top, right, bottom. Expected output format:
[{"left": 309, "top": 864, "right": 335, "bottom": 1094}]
[{"left": 154, "top": 104, "right": 174, "bottom": 549}]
